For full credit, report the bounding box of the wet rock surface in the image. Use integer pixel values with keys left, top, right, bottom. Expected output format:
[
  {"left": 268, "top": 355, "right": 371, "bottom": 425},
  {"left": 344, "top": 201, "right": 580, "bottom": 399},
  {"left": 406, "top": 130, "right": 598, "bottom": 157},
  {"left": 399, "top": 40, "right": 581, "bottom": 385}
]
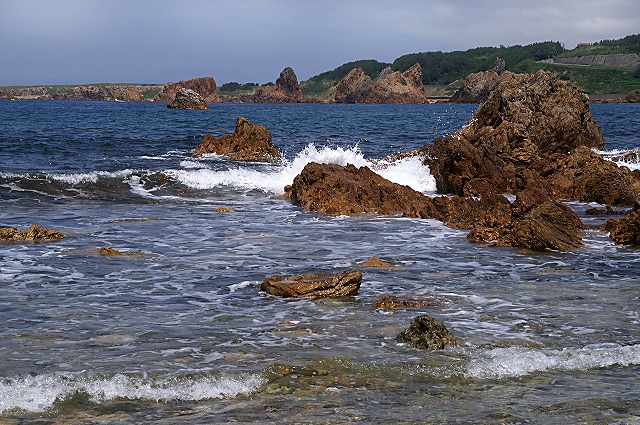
[
  {"left": 396, "top": 314, "right": 457, "bottom": 350},
  {"left": 260, "top": 270, "right": 362, "bottom": 298},
  {"left": 193, "top": 116, "right": 282, "bottom": 162},
  {"left": 0, "top": 224, "right": 64, "bottom": 242}
]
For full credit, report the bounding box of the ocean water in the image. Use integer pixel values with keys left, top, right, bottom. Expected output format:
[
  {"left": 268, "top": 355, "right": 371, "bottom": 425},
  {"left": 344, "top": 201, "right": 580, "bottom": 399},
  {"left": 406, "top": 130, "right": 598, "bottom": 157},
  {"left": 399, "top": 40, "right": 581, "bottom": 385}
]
[{"left": 0, "top": 100, "right": 639, "bottom": 424}]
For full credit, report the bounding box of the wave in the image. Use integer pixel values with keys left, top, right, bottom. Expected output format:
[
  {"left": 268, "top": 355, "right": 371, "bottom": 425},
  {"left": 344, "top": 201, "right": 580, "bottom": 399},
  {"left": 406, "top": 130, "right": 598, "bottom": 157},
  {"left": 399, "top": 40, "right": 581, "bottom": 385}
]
[
  {"left": 596, "top": 147, "right": 640, "bottom": 171},
  {"left": 466, "top": 343, "right": 640, "bottom": 379},
  {"left": 0, "top": 371, "right": 264, "bottom": 414},
  {"left": 168, "top": 143, "right": 437, "bottom": 195}
]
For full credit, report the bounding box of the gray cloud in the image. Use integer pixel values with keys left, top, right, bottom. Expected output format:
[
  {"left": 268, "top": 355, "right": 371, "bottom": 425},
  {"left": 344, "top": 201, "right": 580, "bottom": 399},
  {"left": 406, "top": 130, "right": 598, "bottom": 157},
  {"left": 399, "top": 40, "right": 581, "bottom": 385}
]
[{"left": 0, "top": 0, "right": 638, "bottom": 85}]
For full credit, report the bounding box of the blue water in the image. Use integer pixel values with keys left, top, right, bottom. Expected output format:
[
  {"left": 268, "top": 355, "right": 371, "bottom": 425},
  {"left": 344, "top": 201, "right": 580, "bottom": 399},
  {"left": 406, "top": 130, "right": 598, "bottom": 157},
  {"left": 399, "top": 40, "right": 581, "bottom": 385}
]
[{"left": 1, "top": 100, "right": 639, "bottom": 424}]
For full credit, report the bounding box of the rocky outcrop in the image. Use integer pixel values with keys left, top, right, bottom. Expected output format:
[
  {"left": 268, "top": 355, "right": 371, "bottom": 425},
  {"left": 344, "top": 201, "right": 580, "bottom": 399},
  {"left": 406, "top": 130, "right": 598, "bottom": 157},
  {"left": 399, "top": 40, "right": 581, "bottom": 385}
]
[
  {"left": 0, "top": 224, "right": 64, "bottom": 242},
  {"left": 625, "top": 90, "right": 640, "bottom": 103},
  {"left": 260, "top": 270, "right": 362, "bottom": 298},
  {"left": 449, "top": 58, "right": 516, "bottom": 103},
  {"left": 334, "top": 64, "right": 427, "bottom": 104},
  {"left": 428, "top": 69, "right": 606, "bottom": 198},
  {"left": 396, "top": 315, "right": 457, "bottom": 350},
  {"left": 0, "top": 85, "right": 159, "bottom": 101},
  {"left": 285, "top": 162, "right": 432, "bottom": 216},
  {"left": 192, "top": 116, "right": 282, "bottom": 162},
  {"left": 167, "top": 88, "right": 210, "bottom": 110},
  {"left": 554, "top": 53, "right": 640, "bottom": 69},
  {"left": 373, "top": 294, "right": 436, "bottom": 309},
  {"left": 254, "top": 67, "right": 304, "bottom": 103},
  {"left": 154, "top": 77, "right": 220, "bottom": 103},
  {"left": 602, "top": 200, "right": 640, "bottom": 246}
]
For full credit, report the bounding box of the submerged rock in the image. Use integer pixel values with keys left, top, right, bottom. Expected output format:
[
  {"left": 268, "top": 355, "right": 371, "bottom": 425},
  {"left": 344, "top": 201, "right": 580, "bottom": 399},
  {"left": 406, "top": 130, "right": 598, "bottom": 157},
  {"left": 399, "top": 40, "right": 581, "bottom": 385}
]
[
  {"left": 261, "top": 270, "right": 362, "bottom": 298},
  {"left": 397, "top": 314, "right": 457, "bottom": 350},
  {"left": 373, "top": 294, "right": 437, "bottom": 310},
  {"left": 192, "top": 116, "right": 282, "bottom": 162},
  {"left": 0, "top": 224, "right": 64, "bottom": 242},
  {"left": 167, "top": 88, "right": 210, "bottom": 110},
  {"left": 100, "top": 246, "right": 124, "bottom": 256}
]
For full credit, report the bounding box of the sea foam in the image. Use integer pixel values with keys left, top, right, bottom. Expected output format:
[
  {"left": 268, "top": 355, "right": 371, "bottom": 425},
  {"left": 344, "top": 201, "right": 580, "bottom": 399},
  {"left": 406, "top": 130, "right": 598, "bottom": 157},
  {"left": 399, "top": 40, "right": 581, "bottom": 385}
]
[
  {"left": 466, "top": 343, "right": 640, "bottom": 379},
  {"left": 169, "top": 143, "right": 437, "bottom": 195},
  {"left": 0, "top": 371, "right": 264, "bottom": 414}
]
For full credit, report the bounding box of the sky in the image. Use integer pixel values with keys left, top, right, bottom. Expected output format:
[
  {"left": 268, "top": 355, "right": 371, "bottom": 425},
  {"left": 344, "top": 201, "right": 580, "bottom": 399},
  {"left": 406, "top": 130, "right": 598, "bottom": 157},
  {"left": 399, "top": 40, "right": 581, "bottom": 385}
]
[{"left": 0, "top": 0, "right": 638, "bottom": 86}]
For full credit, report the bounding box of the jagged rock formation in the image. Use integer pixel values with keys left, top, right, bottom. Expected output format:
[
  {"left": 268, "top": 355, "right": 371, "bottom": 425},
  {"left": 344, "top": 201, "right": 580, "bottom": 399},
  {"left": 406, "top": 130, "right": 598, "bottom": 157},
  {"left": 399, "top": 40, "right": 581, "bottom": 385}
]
[
  {"left": 167, "top": 88, "right": 210, "bottom": 110},
  {"left": 396, "top": 315, "right": 457, "bottom": 350},
  {"left": 449, "top": 57, "right": 516, "bottom": 103},
  {"left": 192, "top": 116, "right": 282, "bottom": 162},
  {"left": 334, "top": 64, "right": 427, "bottom": 104},
  {"left": 154, "top": 77, "right": 220, "bottom": 103},
  {"left": 0, "top": 224, "right": 64, "bottom": 242},
  {"left": 254, "top": 67, "right": 304, "bottom": 103},
  {"left": 260, "top": 270, "right": 362, "bottom": 298},
  {"left": 428, "top": 69, "right": 606, "bottom": 197},
  {"left": 554, "top": 53, "right": 640, "bottom": 69}
]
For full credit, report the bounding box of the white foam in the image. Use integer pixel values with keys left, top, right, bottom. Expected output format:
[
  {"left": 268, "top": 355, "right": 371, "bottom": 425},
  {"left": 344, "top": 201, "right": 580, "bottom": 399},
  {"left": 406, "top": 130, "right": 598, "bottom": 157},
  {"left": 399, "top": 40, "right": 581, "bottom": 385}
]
[
  {"left": 168, "top": 143, "right": 436, "bottom": 195},
  {"left": 466, "top": 343, "right": 640, "bottom": 379},
  {"left": 595, "top": 148, "right": 640, "bottom": 171},
  {"left": 47, "top": 170, "right": 136, "bottom": 185},
  {"left": 0, "top": 371, "right": 264, "bottom": 414}
]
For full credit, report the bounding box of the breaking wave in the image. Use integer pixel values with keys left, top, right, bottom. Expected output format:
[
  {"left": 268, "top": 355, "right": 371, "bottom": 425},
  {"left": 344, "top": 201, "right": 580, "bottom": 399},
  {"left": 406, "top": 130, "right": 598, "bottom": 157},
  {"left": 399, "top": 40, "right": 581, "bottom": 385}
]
[
  {"left": 0, "top": 371, "right": 264, "bottom": 414},
  {"left": 466, "top": 343, "right": 640, "bottom": 379}
]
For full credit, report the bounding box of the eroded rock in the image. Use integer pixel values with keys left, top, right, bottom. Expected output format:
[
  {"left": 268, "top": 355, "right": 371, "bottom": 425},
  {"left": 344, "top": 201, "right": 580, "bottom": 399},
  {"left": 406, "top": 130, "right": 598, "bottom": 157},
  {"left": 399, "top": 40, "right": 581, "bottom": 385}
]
[
  {"left": 154, "top": 77, "right": 220, "bottom": 103},
  {"left": 192, "top": 116, "right": 282, "bottom": 162},
  {"left": 254, "top": 67, "right": 304, "bottom": 103},
  {"left": 261, "top": 270, "right": 362, "bottom": 298},
  {"left": 167, "top": 88, "right": 210, "bottom": 110},
  {"left": 334, "top": 64, "right": 427, "bottom": 104},
  {"left": 0, "top": 224, "right": 64, "bottom": 242}
]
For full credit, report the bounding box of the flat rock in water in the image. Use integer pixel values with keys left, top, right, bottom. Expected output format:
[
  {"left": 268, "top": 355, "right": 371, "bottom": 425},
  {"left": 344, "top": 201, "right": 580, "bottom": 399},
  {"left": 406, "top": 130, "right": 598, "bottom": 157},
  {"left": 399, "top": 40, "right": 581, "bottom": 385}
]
[
  {"left": 260, "top": 270, "right": 362, "bottom": 298},
  {"left": 0, "top": 224, "right": 64, "bottom": 242},
  {"left": 396, "top": 314, "right": 457, "bottom": 350}
]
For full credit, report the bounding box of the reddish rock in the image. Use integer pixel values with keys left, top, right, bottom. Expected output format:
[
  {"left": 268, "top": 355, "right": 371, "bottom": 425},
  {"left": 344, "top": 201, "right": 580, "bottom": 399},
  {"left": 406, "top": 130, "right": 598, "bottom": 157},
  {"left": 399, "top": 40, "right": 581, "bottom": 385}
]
[
  {"left": 111, "top": 87, "right": 145, "bottom": 102},
  {"left": 254, "top": 67, "right": 304, "bottom": 103},
  {"left": 286, "top": 162, "right": 432, "bottom": 216},
  {"left": 192, "top": 116, "right": 281, "bottom": 162},
  {"left": 428, "top": 69, "right": 606, "bottom": 197},
  {"left": 360, "top": 257, "right": 395, "bottom": 269},
  {"left": 260, "top": 270, "right": 362, "bottom": 298},
  {"left": 449, "top": 58, "right": 516, "bottom": 104},
  {"left": 154, "top": 77, "right": 220, "bottom": 103},
  {"left": 0, "top": 224, "right": 64, "bottom": 242},
  {"left": 603, "top": 206, "right": 640, "bottom": 246},
  {"left": 100, "top": 246, "right": 124, "bottom": 256},
  {"left": 167, "top": 88, "right": 210, "bottom": 110},
  {"left": 334, "top": 64, "right": 427, "bottom": 104}
]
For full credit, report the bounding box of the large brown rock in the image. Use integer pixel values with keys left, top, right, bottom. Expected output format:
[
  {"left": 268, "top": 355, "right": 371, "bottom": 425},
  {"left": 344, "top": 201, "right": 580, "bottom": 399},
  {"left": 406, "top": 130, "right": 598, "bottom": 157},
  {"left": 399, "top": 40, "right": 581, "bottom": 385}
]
[
  {"left": 0, "top": 224, "right": 64, "bottom": 242},
  {"left": 449, "top": 65, "right": 516, "bottom": 104},
  {"left": 154, "top": 77, "right": 220, "bottom": 103},
  {"left": 334, "top": 64, "right": 427, "bottom": 104},
  {"left": 429, "top": 69, "right": 607, "bottom": 197},
  {"left": 254, "top": 67, "right": 304, "bottom": 103},
  {"left": 192, "top": 116, "right": 282, "bottom": 162},
  {"left": 602, "top": 203, "right": 640, "bottom": 246},
  {"left": 167, "top": 88, "right": 210, "bottom": 110},
  {"left": 285, "top": 162, "right": 432, "bottom": 216},
  {"left": 261, "top": 270, "right": 362, "bottom": 298},
  {"left": 396, "top": 315, "right": 457, "bottom": 350}
]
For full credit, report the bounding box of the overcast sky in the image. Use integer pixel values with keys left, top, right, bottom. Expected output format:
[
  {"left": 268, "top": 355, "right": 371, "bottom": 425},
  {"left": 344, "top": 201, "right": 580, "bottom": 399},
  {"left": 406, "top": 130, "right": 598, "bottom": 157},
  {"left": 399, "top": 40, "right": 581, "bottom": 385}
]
[{"left": 0, "top": 0, "right": 638, "bottom": 86}]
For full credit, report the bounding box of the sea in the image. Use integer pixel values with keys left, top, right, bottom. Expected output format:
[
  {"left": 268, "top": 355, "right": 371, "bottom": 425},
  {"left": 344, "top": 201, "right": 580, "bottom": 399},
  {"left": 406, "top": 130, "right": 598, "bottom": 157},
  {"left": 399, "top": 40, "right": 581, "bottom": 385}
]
[{"left": 1, "top": 100, "right": 639, "bottom": 424}]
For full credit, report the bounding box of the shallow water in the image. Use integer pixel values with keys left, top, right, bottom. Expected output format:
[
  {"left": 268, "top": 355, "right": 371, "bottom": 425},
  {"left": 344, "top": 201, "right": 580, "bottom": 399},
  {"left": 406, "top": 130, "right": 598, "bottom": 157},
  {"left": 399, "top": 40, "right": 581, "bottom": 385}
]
[{"left": 0, "top": 100, "right": 639, "bottom": 424}]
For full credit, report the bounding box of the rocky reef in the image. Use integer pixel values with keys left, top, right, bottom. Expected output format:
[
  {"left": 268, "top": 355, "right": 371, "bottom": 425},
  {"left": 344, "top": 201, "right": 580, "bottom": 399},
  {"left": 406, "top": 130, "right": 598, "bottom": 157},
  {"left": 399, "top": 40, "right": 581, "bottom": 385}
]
[
  {"left": 192, "top": 116, "right": 282, "bottom": 162},
  {"left": 396, "top": 315, "right": 457, "bottom": 350},
  {"left": 0, "top": 224, "right": 64, "bottom": 242},
  {"left": 334, "top": 64, "right": 427, "bottom": 104},
  {"left": 261, "top": 270, "right": 362, "bottom": 298},
  {"left": 167, "top": 88, "right": 210, "bottom": 110},
  {"left": 154, "top": 77, "right": 220, "bottom": 103},
  {"left": 254, "top": 67, "right": 304, "bottom": 103},
  {"left": 285, "top": 69, "right": 640, "bottom": 251}
]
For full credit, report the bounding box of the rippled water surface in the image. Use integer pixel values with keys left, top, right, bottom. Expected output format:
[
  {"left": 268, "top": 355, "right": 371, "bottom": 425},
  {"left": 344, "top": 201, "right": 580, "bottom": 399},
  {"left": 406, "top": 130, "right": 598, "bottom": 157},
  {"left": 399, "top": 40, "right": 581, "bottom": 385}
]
[{"left": 1, "top": 100, "right": 639, "bottom": 424}]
